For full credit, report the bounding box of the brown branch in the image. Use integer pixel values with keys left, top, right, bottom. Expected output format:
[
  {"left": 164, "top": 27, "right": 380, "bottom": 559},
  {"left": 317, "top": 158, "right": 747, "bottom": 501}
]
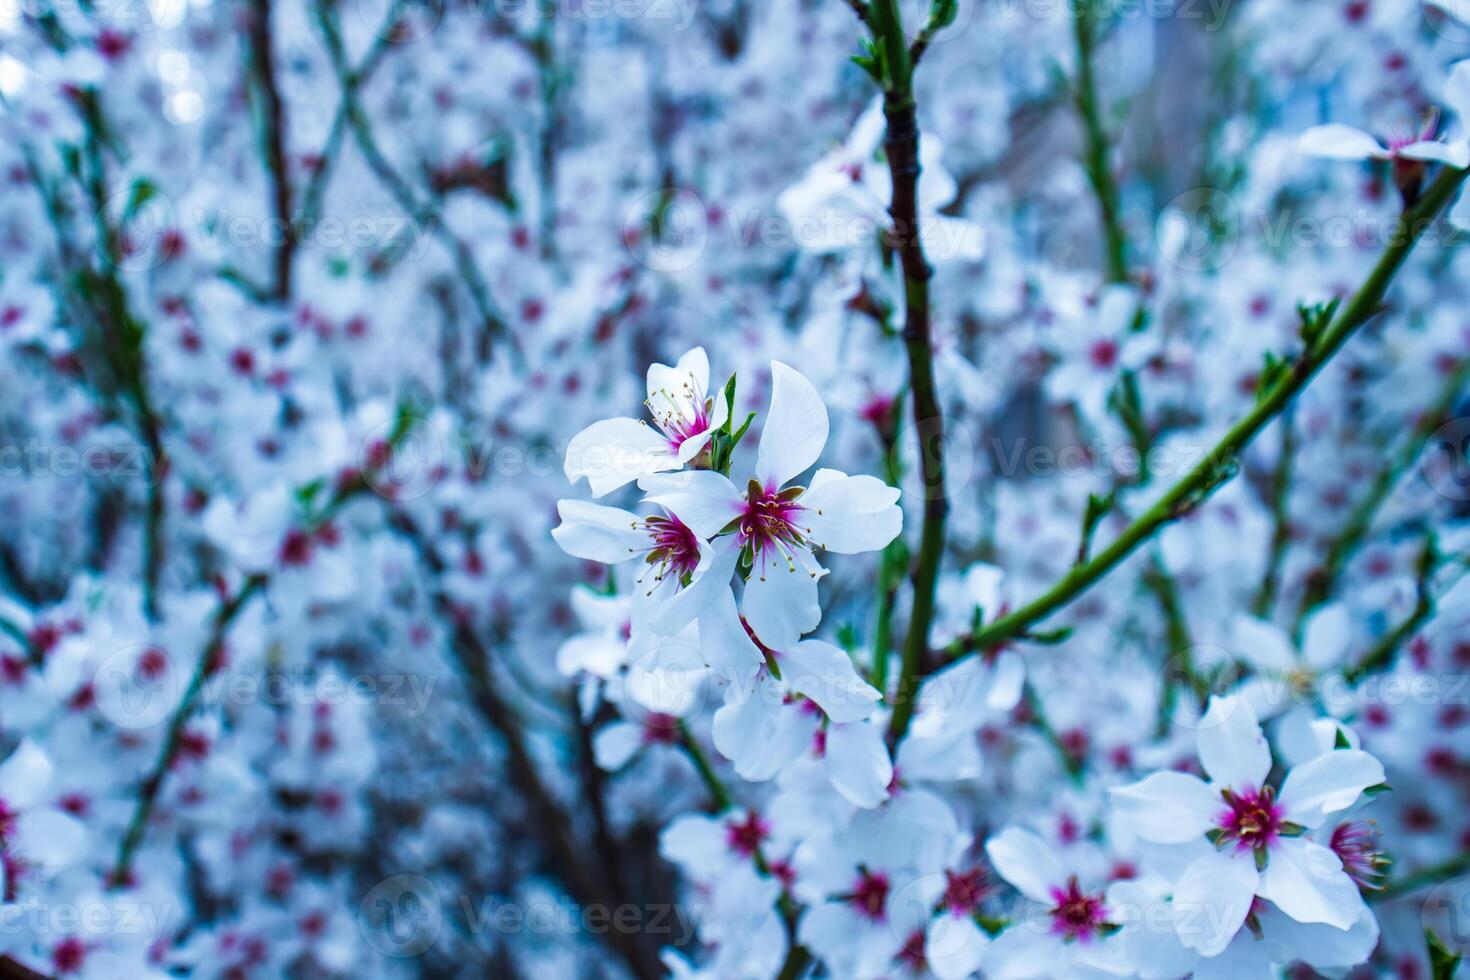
[{"left": 247, "top": 0, "right": 296, "bottom": 302}]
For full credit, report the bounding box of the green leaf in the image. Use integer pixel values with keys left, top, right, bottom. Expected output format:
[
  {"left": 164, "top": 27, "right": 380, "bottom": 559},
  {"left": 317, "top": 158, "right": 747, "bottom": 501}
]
[
  {"left": 123, "top": 179, "right": 158, "bottom": 222},
  {"left": 1021, "top": 627, "right": 1073, "bottom": 645},
  {"left": 928, "top": 0, "right": 958, "bottom": 30},
  {"left": 1427, "top": 929, "right": 1462, "bottom": 980},
  {"left": 1257, "top": 352, "right": 1289, "bottom": 401}
]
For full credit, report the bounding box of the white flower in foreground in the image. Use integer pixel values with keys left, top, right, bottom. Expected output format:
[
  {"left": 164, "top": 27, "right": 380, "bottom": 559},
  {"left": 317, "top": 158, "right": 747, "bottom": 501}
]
[
  {"left": 551, "top": 499, "right": 738, "bottom": 636},
  {"left": 983, "top": 827, "right": 1127, "bottom": 979},
  {"left": 777, "top": 96, "right": 984, "bottom": 263},
  {"left": 1107, "top": 872, "right": 1379, "bottom": 980},
  {"left": 713, "top": 646, "right": 887, "bottom": 806},
  {"left": 1110, "top": 695, "right": 1384, "bottom": 956},
  {"left": 565, "top": 347, "right": 727, "bottom": 497},
  {"left": 1298, "top": 61, "right": 1470, "bottom": 168},
  {"left": 643, "top": 361, "right": 902, "bottom": 651}
]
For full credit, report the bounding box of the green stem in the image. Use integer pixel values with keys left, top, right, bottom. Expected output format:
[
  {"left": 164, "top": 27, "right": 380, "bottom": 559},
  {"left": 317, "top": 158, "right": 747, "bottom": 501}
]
[
  {"left": 1343, "top": 534, "right": 1441, "bottom": 684},
  {"left": 678, "top": 725, "right": 732, "bottom": 812},
  {"left": 1295, "top": 358, "right": 1470, "bottom": 633},
  {"left": 1374, "top": 852, "right": 1470, "bottom": 903},
  {"left": 868, "top": 0, "right": 948, "bottom": 746},
  {"left": 1252, "top": 407, "right": 1296, "bottom": 617},
  {"left": 1072, "top": 1, "right": 1128, "bottom": 283},
  {"left": 950, "top": 165, "right": 1469, "bottom": 663}
]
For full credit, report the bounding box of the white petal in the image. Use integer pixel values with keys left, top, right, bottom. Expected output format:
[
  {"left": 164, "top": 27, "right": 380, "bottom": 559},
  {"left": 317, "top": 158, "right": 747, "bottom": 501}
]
[
  {"left": 1172, "top": 849, "right": 1257, "bottom": 956},
  {"left": 741, "top": 556, "right": 823, "bottom": 651},
  {"left": 694, "top": 586, "right": 765, "bottom": 686},
  {"left": 922, "top": 215, "right": 986, "bottom": 263},
  {"left": 592, "top": 722, "right": 645, "bottom": 770},
  {"left": 755, "top": 362, "right": 829, "bottom": 490},
  {"left": 1398, "top": 140, "right": 1470, "bottom": 169},
  {"left": 926, "top": 913, "right": 990, "bottom": 980},
  {"left": 1277, "top": 749, "right": 1384, "bottom": 827},
  {"left": 14, "top": 808, "right": 87, "bottom": 871},
  {"left": 1109, "top": 772, "right": 1220, "bottom": 844},
  {"left": 550, "top": 500, "right": 646, "bottom": 563},
  {"left": 799, "top": 471, "right": 903, "bottom": 554},
  {"left": 649, "top": 536, "right": 739, "bottom": 636},
  {"left": 1301, "top": 603, "right": 1353, "bottom": 671},
  {"left": 659, "top": 814, "right": 730, "bottom": 877},
  {"left": 565, "top": 417, "right": 677, "bottom": 497},
  {"left": 824, "top": 721, "right": 892, "bottom": 809},
  {"left": 985, "top": 827, "right": 1063, "bottom": 902},
  {"left": 1197, "top": 695, "right": 1271, "bottom": 790},
  {"left": 647, "top": 347, "right": 710, "bottom": 405},
  {"left": 555, "top": 634, "right": 627, "bottom": 678},
  {"left": 1261, "top": 903, "right": 1379, "bottom": 970},
  {"left": 0, "top": 739, "right": 51, "bottom": 808},
  {"left": 1230, "top": 614, "right": 1297, "bottom": 672},
  {"left": 1452, "top": 183, "right": 1470, "bottom": 231},
  {"left": 982, "top": 921, "right": 1058, "bottom": 980},
  {"left": 641, "top": 470, "right": 745, "bottom": 539},
  {"left": 1297, "top": 124, "right": 1387, "bottom": 161},
  {"left": 783, "top": 640, "right": 881, "bottom": 723},
  {"left": 918, "top": 132, "right": 959, "bottom": 209},
  {"left": 1257, "top": 837, "right": 1363, "bottom": 929},
  {"left": 895, "top": 727, "right": 982, "bottom": 782},
  {"left": 1445, "top": 60, "right": 1470, "bottom": 137}
]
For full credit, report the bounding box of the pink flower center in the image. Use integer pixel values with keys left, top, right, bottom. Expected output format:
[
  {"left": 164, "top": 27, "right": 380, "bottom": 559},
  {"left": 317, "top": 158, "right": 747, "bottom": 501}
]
[
  {"left": 640, "top": 713, "right": 680, "bottom": 746},
  {"left": 647, "top": 374, "right": 712, "bottom": 453},
  {"left": 633, "top": 513, "right": 702, "bottom": 588},
  {"left": 1217, "top": 786, "right": 1283, "bottom": 852},
  {"left": 724, "top": 811, "right": 770, "bottom": 857},
  {"left": 895, "top": 929, "right": 927, "bottom": 973},
  {"left": 1048, "top": 877, "right": 1109, "bottom": 942},
  {"left": 1330, "top": 821, "right": 1387, "bottom": 889},
  {"left": 942, "top": 868, "right": 990, "bottom": 915},
  {"left": 848, "top": 869, "right": 890, "bottom": 922},
  {"left": 1088, "top": 338, "right": 1119, "bottom": 370},
  {"left": 738, "top": 483, "right": 815, "bottom": 577}
]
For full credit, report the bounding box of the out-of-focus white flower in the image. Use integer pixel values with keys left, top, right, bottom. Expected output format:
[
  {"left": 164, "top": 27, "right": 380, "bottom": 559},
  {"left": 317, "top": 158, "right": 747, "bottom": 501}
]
[{"left": 777, "top": 97, "right": 985, "bottom": 263}]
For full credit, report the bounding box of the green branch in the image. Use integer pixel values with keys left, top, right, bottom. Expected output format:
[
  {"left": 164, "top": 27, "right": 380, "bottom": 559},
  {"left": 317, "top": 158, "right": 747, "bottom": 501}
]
[{"left": 949, "top": 165, "right": 1469, "bottom": 663}]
